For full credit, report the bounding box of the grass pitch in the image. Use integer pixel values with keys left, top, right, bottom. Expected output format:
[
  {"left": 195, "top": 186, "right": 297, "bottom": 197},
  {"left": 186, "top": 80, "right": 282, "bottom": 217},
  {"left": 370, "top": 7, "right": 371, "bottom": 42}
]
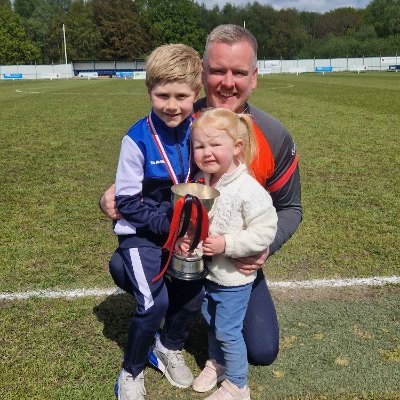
[
  {"left": 1, "top": 286, "right": 399, "bottom": 399},
  {"left": 0, "top": 73, "right": 399, "bottom": 399}
]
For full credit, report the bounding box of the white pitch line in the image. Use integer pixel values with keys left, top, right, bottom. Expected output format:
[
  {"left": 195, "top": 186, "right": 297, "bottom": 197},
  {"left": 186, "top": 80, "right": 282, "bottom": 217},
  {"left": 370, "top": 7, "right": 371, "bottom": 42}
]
[
  {"left": 0, "top": 287, "right": 125, "bottom": 301},
  {"left": 267, "top": 275, "right": 400, "bottom": 289},
  {"left": 0, "top": 276, "right": 398, "bottom": 302},
  {"left": 271, "top": 84, "right": 295, "bottom": 89}
]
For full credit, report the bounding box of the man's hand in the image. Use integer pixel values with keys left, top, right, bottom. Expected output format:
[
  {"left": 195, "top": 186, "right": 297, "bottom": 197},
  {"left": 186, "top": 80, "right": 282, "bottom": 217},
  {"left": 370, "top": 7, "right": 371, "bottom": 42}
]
[
  {"left": 202, "top": 235, "right": 225, "bottom": 256},
  {"left": 232, "top": 247, "right": 269, "bottom": 275},
  {"left": 99, "top": 184, "right": 122, "bottom": 220}
]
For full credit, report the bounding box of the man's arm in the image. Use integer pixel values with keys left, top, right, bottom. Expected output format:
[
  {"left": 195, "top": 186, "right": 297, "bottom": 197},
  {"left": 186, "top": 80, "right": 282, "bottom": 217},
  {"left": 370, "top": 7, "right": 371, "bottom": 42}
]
[
  {"left": 251, "top": 105, "right": 302, "bottom": 256},
  {"left": 266, "top": 137, "right": 302, "bottom": 256}
]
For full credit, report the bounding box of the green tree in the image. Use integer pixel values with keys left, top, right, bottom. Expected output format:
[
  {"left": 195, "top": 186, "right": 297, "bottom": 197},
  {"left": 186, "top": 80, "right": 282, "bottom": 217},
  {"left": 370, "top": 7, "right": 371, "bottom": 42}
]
[
  {"left": 0, "top": 0, "right": 11, "bottom": 10},
  {"left": 138, "top": 0, "right": 206, "bottom": 53},
  {"left": 0, "top": 7, "right": 41, "bottom": 63},
  {"left": 219, "top": 2, "right": 242, "bottom": 25},
  {"left": 299, "top": 11, "right": 319, "bottom": 39},
  {"left": 23, "top": 1, "right": 54, "bottom": 62},
  {"left": 198, "top": 3, "right": 222, "bottom": 34},
  {"left": 46, "top": 0, "right": 101, "bottom": 61},
  {"left": 314, "top": 7, "right": 363, "bottom": 39},
  {"left": 242, "top": 2, "right": 277, "bottom": 59},
  {"left": 363, "top": 0, "right": 400, "bottom": 36},
  {"left": 14, "top": 0, "right": 45, "bottom": 19},
  {"left": 15, "top": 0, "right": 74, "bottom": 62},
  {"left": 92, "top": 0, "right": 150, "bottom": 60},
  {"left": 269, "top": 8, "right": 309, "bottom": 58}
]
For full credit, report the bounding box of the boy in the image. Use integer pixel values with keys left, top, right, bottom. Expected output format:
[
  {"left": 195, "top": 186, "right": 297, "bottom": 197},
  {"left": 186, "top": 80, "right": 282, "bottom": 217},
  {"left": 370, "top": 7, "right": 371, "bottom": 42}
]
[{"left": 112, "top": 44, "right": 202, "bottom": 400}]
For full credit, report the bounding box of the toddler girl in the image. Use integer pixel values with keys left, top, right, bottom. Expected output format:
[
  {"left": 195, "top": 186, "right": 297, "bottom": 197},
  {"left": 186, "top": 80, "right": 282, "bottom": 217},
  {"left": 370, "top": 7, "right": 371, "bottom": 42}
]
[{"left": 177, "top": 108, "right": 278, "bottom": 400}]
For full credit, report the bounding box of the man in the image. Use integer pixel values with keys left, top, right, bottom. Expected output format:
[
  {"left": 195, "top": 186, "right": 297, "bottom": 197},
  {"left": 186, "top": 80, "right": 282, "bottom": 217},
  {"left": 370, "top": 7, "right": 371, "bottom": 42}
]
[{"left": 101, "top": 24, "right": 302, "bottom": 385}]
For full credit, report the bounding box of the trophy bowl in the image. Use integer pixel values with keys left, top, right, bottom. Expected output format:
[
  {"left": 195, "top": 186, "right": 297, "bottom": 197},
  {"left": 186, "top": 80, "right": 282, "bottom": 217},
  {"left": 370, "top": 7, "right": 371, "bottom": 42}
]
[{"left": 167, "top": 182, "right": 220, "bottom": 281}]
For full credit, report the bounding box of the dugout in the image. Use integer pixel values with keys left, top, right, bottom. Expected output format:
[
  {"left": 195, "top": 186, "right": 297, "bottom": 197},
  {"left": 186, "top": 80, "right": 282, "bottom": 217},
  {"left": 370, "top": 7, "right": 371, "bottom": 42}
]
[{"left": 73, "top": 60, "right": 145, "bottom": 77}]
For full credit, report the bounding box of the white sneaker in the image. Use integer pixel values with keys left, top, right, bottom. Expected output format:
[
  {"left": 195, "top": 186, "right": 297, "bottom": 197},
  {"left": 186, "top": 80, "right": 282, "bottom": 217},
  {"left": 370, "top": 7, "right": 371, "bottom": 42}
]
[
  {"left": 115, "top": 369, "right": 146, "bottom": 400},
  {"left": 148, "top": 344, "right": 194, "bottom": 388},
  {"left": 204, "top": 379, "right": 250, "bottom": 400},
  {"left": 193, "top": 359, "right": 226, "bottom": 392}
]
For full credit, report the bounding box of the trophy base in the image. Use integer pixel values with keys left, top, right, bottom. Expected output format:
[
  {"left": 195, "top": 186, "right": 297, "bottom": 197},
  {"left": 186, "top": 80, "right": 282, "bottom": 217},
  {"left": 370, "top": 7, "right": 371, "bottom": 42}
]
[
  {"left": 167, "top": 267, "right": 208, "bottom": 281},
  {"left": 167, "top": 253, "right": 208, "bottom": 281}
]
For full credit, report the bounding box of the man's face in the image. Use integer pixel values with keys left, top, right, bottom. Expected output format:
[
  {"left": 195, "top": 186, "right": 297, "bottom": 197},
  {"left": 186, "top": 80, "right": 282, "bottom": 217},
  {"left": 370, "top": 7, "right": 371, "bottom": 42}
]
[{"left": 202, "top": 40, "right": 258, "bottom": 113}]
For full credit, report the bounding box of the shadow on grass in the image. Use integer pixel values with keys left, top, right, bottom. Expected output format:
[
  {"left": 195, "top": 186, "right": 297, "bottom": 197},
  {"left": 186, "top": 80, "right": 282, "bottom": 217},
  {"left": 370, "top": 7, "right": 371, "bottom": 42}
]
[
  {"left": 92, "top": 293, "right": 208, "bottom": 368},
  {"left": 93, "top": 293, "right": 135, "bottom": 350}
]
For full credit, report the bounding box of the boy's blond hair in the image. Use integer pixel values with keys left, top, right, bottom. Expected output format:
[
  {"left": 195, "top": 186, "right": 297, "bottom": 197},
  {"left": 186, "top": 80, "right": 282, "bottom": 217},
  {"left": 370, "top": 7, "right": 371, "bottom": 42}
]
[
  {"left": 145, "top": 44, "right": 202, "bottom": 93},
  {"left": 192, "top": 108, "right": 258, "bottom": 167}
]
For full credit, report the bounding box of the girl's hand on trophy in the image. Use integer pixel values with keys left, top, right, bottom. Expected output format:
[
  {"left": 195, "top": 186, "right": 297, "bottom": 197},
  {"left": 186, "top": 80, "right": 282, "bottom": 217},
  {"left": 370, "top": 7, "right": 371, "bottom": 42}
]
[
  {"left": 202, "top": 235, "right": 225, "bottom": 256},
  {"left": 175, "top": 237, "right": 191, "bottom": 255}
]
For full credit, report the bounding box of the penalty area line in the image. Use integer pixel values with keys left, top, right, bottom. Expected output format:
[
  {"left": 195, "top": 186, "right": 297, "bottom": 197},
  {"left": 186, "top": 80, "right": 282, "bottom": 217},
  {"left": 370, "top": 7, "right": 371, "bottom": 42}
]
[{"left": 0, "top": 276, "right": 399, "bottom": 301}]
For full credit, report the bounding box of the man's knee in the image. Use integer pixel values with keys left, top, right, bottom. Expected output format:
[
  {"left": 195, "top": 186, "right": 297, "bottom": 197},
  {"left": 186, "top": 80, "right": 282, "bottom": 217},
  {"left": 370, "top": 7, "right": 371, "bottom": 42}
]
[{"left": 247, "top": 340, "right": 279, "bottom": 366}]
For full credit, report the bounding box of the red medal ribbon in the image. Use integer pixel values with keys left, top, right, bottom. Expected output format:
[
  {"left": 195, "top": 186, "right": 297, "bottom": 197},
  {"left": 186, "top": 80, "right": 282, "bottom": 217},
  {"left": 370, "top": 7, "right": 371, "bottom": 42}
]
[{"left": 147, "top": 113, "right": 191, "bottom": 185}]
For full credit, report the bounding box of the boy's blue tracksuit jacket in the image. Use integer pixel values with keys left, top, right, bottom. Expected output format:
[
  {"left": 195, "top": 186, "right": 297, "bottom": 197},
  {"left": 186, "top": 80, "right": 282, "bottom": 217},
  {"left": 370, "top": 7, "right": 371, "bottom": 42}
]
[{"left": 113, "top": 111, "right": 192, "bottom": 249}]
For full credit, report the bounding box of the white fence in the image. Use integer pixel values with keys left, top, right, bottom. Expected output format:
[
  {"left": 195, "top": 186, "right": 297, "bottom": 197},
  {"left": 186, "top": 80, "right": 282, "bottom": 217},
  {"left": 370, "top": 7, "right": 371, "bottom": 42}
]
[
  {"left": 1, "top": 56, "right": 399, "bottom": 80},
  {"left": 257, "top": 55, "right": 399, "bottom": 74},
  {"left": 0, "top": 63, "right": 74, "bottom": 80}
]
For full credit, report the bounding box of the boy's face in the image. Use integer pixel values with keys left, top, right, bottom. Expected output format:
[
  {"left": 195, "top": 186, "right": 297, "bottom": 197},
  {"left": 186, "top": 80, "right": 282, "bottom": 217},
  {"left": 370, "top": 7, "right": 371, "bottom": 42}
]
[{"left": 149, "top": 82, "right": 199, "bottom": 128}]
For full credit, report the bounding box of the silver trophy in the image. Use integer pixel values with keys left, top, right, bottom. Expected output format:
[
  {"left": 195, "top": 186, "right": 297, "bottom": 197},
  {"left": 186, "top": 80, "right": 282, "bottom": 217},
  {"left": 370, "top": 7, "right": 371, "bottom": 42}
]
[{"left": 167, "top": 182, "right": 220, "bottom": 281}]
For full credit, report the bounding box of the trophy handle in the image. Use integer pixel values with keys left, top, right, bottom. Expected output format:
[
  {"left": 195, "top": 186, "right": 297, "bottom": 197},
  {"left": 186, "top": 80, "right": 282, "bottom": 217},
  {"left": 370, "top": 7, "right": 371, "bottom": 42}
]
[
  {"left": 178, "top": 195, "right": 193, "bottom": 238},
  {"left": 189, "top": 197, "right": 204, "bottom": 252},
  {"left": 176, "top": 194, "right": 209, "bottom": 253}
]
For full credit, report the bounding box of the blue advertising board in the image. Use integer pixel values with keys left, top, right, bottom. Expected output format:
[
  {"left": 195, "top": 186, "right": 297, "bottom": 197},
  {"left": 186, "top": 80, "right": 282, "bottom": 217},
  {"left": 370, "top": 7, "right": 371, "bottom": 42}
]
[
  {"left": 116, "top": 71, "right": 134, "bottom": 78},
  {"left": 315, "top": 67, "right": 333, "bottom": 73},
  {"left": 3, "top": 73, "right": 23, "bottom": 79}
]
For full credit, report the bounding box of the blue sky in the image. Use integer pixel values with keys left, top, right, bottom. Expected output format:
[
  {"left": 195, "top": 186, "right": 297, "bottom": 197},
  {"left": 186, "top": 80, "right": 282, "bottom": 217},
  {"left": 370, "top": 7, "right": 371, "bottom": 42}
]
[{"left": 196, "top": 0, "right": 372, "bottom": 13}]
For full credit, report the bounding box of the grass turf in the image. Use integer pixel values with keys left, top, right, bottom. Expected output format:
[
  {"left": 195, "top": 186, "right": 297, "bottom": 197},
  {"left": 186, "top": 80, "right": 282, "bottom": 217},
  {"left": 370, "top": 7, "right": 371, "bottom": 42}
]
[{"left": 0, "top": 286, "right": 398, "bottom": 399}]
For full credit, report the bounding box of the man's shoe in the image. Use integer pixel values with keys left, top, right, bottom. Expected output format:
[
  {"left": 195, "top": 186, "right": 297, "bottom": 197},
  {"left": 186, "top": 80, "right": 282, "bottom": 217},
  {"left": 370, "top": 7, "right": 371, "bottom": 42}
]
[
  {"left": 115, "top": 369, "right": 146, "bottom": 400},
  {"left": 193, "top": 359, "right": 226, "bottom": 392},
  {"left": 204, "top": 379, "right": 250, "bottom": 400},
  {"left": 148, "top": 345, "right": 194, "bottom": 388}
]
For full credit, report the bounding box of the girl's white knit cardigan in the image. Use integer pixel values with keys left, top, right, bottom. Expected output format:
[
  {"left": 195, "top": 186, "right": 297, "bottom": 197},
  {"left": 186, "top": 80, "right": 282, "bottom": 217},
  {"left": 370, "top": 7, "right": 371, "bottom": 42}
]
[{"left": 205, "top": 163, "right": 278, "bottom": 287}]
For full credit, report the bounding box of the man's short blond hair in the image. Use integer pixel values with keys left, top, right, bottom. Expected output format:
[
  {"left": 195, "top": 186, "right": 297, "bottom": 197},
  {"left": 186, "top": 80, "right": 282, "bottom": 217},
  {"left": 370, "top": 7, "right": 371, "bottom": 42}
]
[
  {"left": 204, "top": 24, "right": 258, "bottom": 68},
  {"left": 145, "top": 44, "right": 202, "bottom": 92}
]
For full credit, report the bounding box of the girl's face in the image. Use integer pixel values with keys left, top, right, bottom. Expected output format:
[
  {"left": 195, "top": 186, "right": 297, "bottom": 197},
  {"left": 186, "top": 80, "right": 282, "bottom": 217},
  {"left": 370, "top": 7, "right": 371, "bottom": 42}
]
[{"left": 192, "top": 125, "right": 243, "bottom": 180}]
